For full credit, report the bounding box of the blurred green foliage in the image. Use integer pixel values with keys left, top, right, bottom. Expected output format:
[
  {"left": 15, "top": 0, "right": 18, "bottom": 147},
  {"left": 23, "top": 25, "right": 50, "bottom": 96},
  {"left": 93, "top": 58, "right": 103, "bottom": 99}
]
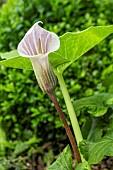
[{"left": 0, "top": 0, "right": 113, "bottom": 168}]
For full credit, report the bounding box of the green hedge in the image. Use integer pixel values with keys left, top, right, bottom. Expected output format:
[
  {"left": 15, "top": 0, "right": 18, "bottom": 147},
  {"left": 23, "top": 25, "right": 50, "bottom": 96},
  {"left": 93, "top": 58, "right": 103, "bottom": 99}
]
[{"left": 0, "top": 0, "right": 113, "bottom": 163}]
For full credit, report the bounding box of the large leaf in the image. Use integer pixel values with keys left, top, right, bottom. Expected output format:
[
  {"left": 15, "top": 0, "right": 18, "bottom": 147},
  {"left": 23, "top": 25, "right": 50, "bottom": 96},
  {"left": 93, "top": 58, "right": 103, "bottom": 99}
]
[
  {"left": 0, "top": 26, "right": 113, "bottom": 73},
  {"left": 49, "top": 25, "right": 113, "bottom": 73},
  {"left": 79, "top": 130, "right": 113, "bottom": 164},
  {"left": 0, "top": 50, "right": 32, "bottom": 69},
  {"left": 0, "top": 50, "right": 19, "bottom": 59},
  {"left": 48, "top": 145, "right": 72, "bottom": 170},
  {"left": 73, "top": 93, "right": 113, "bottom": 116}
]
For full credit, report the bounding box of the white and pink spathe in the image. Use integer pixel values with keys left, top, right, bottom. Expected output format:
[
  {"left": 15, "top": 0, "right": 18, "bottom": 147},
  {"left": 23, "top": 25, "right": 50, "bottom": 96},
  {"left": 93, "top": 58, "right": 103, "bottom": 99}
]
[{"left": 18, "top": 21, "right": 60, "bottom": 92}]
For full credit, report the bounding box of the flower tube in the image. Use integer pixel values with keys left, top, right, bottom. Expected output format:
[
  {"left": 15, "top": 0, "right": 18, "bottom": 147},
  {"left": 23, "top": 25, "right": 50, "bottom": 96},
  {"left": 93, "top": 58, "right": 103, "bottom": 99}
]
[{"left": 18, "top": 21, "right": 60, "bottom": 92}]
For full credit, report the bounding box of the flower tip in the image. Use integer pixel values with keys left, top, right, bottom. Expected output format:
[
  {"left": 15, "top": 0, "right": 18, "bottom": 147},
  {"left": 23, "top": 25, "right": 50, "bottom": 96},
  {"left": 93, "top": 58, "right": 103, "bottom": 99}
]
[
  {"left": 26, "top": 21, "right": 43, "bottom": 35},
  {"left": 37, "top": 21, "right": 43, "bottom": 25}
]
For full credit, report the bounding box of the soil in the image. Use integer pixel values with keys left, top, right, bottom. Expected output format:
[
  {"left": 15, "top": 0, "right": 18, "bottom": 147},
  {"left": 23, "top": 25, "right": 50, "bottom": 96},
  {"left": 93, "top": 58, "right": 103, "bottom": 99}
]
[
  {"left": 28, "top": 155, "right": 113, "bottom": 170},
  {"left": 92, "top": 157, "right": 113, "bottom": 170}
]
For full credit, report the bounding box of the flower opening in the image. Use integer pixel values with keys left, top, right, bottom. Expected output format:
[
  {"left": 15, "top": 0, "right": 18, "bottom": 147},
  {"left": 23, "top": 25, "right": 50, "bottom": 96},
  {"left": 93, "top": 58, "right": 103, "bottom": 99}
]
[{"left": 17, "top": 22, "right": 60, "bottom": 92}]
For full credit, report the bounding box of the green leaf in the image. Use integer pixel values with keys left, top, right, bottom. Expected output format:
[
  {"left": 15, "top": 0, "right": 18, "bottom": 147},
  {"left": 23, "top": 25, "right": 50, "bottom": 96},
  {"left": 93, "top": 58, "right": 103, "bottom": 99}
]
[
  {"left": 0, "top": 50, "right": 32, "bottom": 70},
  {"left": 0, "top": 50, "right": 19, "bottom": 59},
  {"left": 87, "top": 113, "right": 113, "bottom": 142},
  {"left": 102, "top": 72, "right": 113, "bottom": 93},
  {"left": 80, "top": 130, "right": 113, "bottom": 164},
  {"left": 48, "top": 145, "right": 72, "bottom": 170},
  {"left": 73, "top": 93, "right": 113, "bottom": 116},
  {"left": 0, "top": 126, "right": 6, "bottom": 154},
  {"left": 49, "top": 25, "right": 113, "bottom": 73},
  {"left": 87, "top": 117, "right": 104, "bottom": 142},
  {"left": 0, "top": 26, "right": 113, "bottom": 72},
  {"left": 81, "top": 117, "right": 92, "bottom": 139},
  {"left": 13, "top": 142, "right": 29, "bottom": 157},
  {"left": 75, "top": 162, "right": 89, "bottom": 170},
  {"left": 0, "top": 164, "right": 4, "bottom": 170}
]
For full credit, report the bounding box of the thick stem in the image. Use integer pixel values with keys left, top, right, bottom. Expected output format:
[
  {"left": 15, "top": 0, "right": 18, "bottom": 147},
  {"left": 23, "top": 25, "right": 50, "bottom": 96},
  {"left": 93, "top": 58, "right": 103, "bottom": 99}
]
[
  {"left": 56, "top": 73, "right": 83, "bottom": 144},
  {"left": 56, "top": 73, "right": 91, "bottom": 170},
  {"left": 47, "top": 91, "right": 81, "bottom": 163}
]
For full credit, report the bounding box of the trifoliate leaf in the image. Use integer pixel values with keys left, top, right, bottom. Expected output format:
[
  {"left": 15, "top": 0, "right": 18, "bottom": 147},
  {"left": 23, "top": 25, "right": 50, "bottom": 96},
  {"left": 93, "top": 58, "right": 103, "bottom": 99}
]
[
  {"left": 79, "top": 130, "right": 113, "bottom": 164},
  {"left": 74, "top": 93, "right": 113, "bottom": 116}
]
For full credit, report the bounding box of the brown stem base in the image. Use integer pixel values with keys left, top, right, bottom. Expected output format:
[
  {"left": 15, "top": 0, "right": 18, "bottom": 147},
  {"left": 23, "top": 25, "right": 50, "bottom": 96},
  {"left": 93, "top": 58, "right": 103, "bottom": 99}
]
[{"left": 47, "top": 91, "right": 81, "bottom": 163}]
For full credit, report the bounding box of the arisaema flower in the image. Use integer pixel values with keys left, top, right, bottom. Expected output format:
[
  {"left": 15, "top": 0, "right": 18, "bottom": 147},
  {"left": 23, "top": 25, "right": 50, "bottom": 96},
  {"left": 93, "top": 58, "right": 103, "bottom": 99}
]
[
  {"left": 17, "top": 22, "right": 81, "bottom": 163},
  {"left": 18, "top": 21, "right": 60, "bottom": 92}
]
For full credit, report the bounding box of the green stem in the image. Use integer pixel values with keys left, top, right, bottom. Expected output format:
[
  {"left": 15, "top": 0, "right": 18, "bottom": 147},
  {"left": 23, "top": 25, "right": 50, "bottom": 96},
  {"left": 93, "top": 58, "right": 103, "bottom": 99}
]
[
  {"left": 56, "top": 73, "right": 83, "bottom": 144},
  {"left": 56, "top": 73, "right": 91, "bottom": 169}
]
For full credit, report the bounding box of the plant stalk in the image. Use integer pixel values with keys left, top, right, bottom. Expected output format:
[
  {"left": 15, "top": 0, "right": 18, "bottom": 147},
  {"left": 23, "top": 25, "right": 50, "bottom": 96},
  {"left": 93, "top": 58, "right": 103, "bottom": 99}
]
[
  {"left": 56, "top": 73, "right": 83, "bottom": 144},
  {"left": 56, "top": 73, "right": 91, "bottom": 169},
  {"left": 47, "top": 91, "right": 81, "bottom": 163}
]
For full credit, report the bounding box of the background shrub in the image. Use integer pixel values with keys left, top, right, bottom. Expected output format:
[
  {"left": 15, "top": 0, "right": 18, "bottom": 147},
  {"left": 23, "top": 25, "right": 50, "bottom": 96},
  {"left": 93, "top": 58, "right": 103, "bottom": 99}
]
[{"left": 0, "top": 0, "right": 113, "bottom": 168}]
